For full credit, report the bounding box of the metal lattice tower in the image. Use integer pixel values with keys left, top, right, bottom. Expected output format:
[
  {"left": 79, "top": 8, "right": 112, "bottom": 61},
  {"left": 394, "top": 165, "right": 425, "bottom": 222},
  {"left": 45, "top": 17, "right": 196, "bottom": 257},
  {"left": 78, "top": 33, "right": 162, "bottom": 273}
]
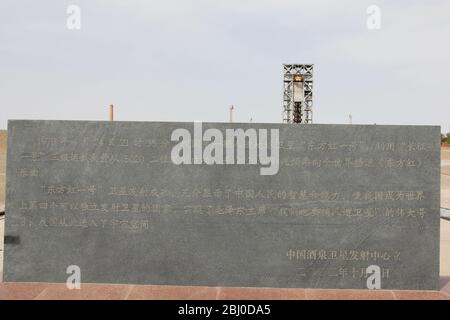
[{"left": 282, "top": 64, "right": 313, "bottom": 123}]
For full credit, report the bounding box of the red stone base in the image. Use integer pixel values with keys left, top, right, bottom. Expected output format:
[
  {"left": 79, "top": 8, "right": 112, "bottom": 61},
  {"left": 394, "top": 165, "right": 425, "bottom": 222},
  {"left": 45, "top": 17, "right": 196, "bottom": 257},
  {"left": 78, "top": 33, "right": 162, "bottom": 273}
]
[{"left": 1, "top": 277, "right": 449, "bottom": 300}]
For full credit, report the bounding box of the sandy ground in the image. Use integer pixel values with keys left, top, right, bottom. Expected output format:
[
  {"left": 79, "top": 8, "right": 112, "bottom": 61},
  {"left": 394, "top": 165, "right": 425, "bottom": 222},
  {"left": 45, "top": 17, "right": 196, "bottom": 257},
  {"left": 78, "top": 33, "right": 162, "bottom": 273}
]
[
  {"left": 0, "top": 136, "right": 449, "bottom": 281},
  {"left": 0, "top": 218, "right": 3, "bottom": 282},
  {"left": 440, "top": 148, "right": 450, "bottom": 276}
]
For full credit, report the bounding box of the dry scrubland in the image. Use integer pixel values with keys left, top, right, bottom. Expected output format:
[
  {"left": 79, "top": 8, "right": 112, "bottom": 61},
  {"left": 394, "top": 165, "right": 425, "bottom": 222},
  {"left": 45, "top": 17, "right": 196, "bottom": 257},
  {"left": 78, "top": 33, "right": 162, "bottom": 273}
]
[{"left": 0, "top": 131, "right": 449, "bottom": 281}]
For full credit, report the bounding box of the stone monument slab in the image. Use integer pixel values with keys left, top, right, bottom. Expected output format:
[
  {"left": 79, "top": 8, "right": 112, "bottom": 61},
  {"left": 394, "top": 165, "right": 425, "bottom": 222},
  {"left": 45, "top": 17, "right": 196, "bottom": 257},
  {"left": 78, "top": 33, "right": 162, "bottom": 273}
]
[{"left": 3, "top": 120, "right": 441, "bottom": 290}]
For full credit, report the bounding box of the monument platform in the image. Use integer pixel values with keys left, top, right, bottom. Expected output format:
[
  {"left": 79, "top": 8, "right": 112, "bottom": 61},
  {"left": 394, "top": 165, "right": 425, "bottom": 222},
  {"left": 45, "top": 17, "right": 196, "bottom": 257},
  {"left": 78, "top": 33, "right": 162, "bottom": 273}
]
[
  {"left": 1, "top": 277, "right": 450, "bottom": 300},
  {"left": 1, "top": 126, "right": 450, "bottom": 299}
]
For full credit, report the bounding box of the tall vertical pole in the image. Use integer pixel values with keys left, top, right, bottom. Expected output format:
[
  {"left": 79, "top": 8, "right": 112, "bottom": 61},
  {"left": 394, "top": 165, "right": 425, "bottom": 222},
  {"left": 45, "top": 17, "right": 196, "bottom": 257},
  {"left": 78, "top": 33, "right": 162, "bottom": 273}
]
[
  {"left": 229, "top": 105, "right": 234, "bottom": 123},
  {"left": 109, "top": 104, "right": 114, "bottom": 121}
]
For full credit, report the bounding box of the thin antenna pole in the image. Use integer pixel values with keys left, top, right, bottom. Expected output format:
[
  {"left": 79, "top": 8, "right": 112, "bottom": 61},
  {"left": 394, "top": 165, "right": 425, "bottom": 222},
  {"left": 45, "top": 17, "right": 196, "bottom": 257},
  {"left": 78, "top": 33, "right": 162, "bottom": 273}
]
[
  {"left": 229, "top": 105, "right": 234, "bottom": 123},
  {"left": 109, "top": 104, "right": 114, "bottom": 121},
  {"left": 349, "top": 114, "right": 352, "bottom": 125}
]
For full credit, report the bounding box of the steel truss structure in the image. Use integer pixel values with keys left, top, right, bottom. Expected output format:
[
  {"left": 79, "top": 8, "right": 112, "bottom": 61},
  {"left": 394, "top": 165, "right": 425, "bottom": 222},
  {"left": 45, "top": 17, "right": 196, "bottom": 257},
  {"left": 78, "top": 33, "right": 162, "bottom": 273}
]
[{"left": 282, "top": 64, "right": 313, "bottom": 123}]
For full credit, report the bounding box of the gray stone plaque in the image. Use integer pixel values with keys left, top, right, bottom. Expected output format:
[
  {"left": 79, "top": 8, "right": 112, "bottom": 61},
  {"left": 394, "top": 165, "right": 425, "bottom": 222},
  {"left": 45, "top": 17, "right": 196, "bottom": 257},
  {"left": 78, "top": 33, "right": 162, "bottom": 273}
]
[{"left": 4, "top": 120, "right": 440, "bottom": 290}]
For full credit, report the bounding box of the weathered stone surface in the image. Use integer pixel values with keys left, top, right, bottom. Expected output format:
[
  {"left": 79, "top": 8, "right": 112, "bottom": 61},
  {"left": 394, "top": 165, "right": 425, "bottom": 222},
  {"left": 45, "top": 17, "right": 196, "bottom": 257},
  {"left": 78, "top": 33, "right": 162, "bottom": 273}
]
[{"left": 4, "top": 120, "right": 441, "bottom": 290}]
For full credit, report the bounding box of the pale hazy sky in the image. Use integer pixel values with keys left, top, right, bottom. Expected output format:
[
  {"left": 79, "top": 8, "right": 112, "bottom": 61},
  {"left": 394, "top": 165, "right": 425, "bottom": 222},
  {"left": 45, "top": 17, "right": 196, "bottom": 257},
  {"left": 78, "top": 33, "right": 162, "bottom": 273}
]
[{"left": 1, "top": 0, "right": 449, "bottom": 132}]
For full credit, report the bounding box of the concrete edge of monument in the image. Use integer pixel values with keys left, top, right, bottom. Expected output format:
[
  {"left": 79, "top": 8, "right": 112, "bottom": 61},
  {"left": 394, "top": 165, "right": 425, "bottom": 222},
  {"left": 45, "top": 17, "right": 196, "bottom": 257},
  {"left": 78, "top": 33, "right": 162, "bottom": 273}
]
[
  {"left": 5, "top": 118, "right": 444, "bottom": 128},
  {"left": 442, "top": 208, "right": 450, "bottom": 220}
]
